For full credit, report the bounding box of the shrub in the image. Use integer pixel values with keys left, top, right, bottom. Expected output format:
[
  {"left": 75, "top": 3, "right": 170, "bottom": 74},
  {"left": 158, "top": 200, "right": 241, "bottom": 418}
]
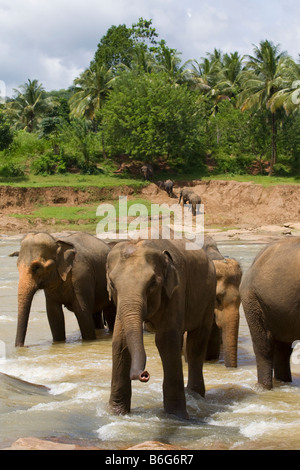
[{"left": 0, "top": 163, "right": 25, "bottom": 177}]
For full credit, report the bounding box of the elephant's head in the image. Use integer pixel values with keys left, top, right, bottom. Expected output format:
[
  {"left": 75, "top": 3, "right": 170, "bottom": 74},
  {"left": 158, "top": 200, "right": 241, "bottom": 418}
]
[
  {"left": 15, "top": 232, "right": 76, "bottom": 347},
  {"left": 213, "top": 258, "right": 242, "bottom": 368},
  {"left": 106, "top": 241, "right": 179, "bottom": 383}
]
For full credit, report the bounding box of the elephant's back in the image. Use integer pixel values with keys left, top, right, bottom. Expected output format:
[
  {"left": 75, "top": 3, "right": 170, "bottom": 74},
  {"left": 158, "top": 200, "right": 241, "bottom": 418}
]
[{"left": 241, "top": 238, "right": 300, "bottom": 340}]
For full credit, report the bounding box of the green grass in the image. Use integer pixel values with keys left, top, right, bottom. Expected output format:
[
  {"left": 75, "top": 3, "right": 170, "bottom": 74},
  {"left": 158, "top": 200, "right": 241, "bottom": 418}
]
[
  {"left": 0, "top": 173, "right": 147, "bottom": 189},
  {"left": 0, "top": 170, "right": 298, "bottom": 188},
  {"left": 11, "top": 197, "right": 175, "bottom": 234},
  {"left": 11, "top": 198, "right": 156, "bottom": 230},
  {"left": 202, "top": 174, "right": 300, "bottom": 187}
]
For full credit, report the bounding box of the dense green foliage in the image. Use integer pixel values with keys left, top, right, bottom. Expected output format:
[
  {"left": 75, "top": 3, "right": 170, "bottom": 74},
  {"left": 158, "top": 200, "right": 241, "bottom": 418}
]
[{"left": 1, "top": 18, "right": 300, "bottom": 179}]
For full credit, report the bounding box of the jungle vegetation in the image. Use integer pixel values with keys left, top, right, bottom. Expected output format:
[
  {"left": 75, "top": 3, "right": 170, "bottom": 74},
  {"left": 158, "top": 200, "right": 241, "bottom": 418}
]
[{"left": 1, "top": 18, "right": 300, "bottom": 180}]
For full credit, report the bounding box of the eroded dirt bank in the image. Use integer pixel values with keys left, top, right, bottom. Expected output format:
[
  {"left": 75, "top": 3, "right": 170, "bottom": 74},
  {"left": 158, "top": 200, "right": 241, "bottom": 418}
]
[{"left": 0, "top": 180, "right": 299, "bottom": 240}]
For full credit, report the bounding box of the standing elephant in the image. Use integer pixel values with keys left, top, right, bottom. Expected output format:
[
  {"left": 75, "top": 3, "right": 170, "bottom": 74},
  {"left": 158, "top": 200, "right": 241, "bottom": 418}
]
[
  {"left": 240, "top": 238, "right": 300, "bottom": 390},
  {"left": 204, "top": 236, "right": 242, "bottom": 368},
  {"left": 141, "top": 164, "right": 154, "bottom": 181},
  {"left": 106, "top": 239, "right": 216, "bottom": 419},
  {"left": 189, "top": 193, "right": 202, "bottom": 216},
  {"left": 15, "top": 232, "right": 115, "bottom": 347},
  {"left": 164, "top": 180, "right": 174, "bottom": 198},
  {"left": 178, "top": 188, "right": 193, "bottom": 206}
]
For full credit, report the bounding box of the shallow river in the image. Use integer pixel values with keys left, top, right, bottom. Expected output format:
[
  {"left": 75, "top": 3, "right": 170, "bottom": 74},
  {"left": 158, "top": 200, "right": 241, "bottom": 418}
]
[{"left": 0, "top": 237, "right": 300, "bottom": 450}]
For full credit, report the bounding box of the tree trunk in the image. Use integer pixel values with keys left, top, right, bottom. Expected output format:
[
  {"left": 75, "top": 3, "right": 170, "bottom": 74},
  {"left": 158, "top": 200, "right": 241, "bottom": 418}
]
[{"left": 270, "top": 112, "right": 277, "bottom": 176}]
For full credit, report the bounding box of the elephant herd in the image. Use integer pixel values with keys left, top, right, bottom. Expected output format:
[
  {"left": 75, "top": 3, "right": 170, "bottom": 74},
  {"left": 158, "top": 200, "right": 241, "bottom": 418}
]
[{"left": 11, "top": 230, "right": 300, "bottom": 419}]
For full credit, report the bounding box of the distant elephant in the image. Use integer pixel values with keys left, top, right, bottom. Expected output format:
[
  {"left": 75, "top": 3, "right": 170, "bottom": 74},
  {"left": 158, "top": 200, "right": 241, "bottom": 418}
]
[
  {"left": 164, "top": 180, "right": 174, "bottom": 197},
  {"left": 106, "top": 239, "right": 216, "bottom": 419},
  {"left": 204, "top": 236, "right": 242, "bottom": 368},
  {"left": 240, "top": 238, "right": 300, "bottom": 390},
  {"left": 178, "top": 188, "right": 193, "bottom": 206},
  {"left": 141, "top": 164, "right": 154, "bottom": 181},
  {"left": 188, "top": 193, "right": 202, "bottom": 216},
  {"left": 15, "top": 232, "right": 115, "bottom": 347}
]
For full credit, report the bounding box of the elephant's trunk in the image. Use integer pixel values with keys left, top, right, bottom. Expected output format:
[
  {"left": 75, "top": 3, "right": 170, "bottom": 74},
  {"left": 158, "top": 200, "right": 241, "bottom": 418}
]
[
  {"left": 118, "top": 298, "right": 150, "bottom": 383},
  {"left": 222, "top": 310, "right": 240, "bottom": 368},
  {"left": 15, "top": 266, "right": 38, "bottom": 347}
]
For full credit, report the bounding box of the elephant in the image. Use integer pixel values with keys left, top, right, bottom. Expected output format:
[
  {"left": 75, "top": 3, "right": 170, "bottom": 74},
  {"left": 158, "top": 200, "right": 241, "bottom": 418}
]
[
  {"left": 240, "top": 238, "right": 300, "bottom": 390},
  {"left": 15, "top": 232, "right": 115, "bottom": 347},
  {"left": 156, "top": 180, "right": 174, "bottom": 197},
  {"left": 141, "top": 164, "right": 154, "bottom": 181},
  {"left": 106, "top": 238, "right": 216, "bottom": 419},
  {"left": 203, "top": 236, "right": 242, "bottom": 368},
  {"left": 178, "top": 188, "right": 193, "bottom": 206},
  {"left": 164, "top": 180, "right": 175, "bottom": 198},
  {"left": 188, "top": 193, "right": 202, "bottom": 216}
]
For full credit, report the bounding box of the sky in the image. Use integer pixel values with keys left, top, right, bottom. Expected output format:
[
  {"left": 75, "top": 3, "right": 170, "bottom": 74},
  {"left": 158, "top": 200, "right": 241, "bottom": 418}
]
[{"left": 0, "top": 0, "right": 300, "bottom": 97}]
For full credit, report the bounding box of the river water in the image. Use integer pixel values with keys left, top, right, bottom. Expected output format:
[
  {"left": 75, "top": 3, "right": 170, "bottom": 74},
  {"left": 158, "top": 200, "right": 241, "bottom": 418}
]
[{"left": 0, "top": 237, "right": 300, "bottom": 450}]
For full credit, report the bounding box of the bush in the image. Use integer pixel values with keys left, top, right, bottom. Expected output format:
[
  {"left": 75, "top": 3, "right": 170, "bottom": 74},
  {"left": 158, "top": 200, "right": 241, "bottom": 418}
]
[
  {"left": 31, "top": 152, "right": 57, "bottom": 175},
  {"left": 6, "top": 130, "right": 50, "bottom": 161},
  {"left": 0, "top": 163, "right": 25, "bottom": 177},
  {"left": 0, "top": 111, "right": 13, "bottom": 151}
]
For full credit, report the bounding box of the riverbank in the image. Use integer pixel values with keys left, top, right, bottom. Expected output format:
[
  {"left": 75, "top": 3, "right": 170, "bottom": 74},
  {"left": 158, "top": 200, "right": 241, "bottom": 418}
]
[{"left": 0, "top": 179, "right": 299, "bottom": 243}]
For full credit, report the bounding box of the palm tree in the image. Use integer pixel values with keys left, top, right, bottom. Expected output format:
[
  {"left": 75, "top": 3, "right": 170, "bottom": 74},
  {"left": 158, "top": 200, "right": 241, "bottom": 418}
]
[
  {"left": 238, "top": 40, "right": 291, "bottom": 174},
  {"left": 217, "top": 52, "right": 244, "bottom": 99},
  {"left": 268, "top": 58, "right": 300, "bottom": 114},
  {"left": 156, "top": 46, "right": 192, "bottom": 84},
  {"left": 69, "top": 64, "right": 115, "bottom": 121},
  {"left": 5, "top": 79, "right": 55, "bottom": 132}
]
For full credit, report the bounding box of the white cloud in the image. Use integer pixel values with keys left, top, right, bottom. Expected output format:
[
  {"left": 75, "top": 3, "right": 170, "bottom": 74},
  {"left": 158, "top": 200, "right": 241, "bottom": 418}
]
[{"left": 0, "top": 0, "right": 299, "bottom": 96}]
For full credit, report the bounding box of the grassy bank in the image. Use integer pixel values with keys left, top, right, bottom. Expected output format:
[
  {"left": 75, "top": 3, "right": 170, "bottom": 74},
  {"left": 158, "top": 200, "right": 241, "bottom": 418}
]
[
  {"left": 11, "top": 198, "right": 155, "bottom": 233},
  {"left": 0, "top": 171, "right": 299, "bottom": 188},
  {"left": 0, "top": 173, "right": 146, "bottom": 189}
]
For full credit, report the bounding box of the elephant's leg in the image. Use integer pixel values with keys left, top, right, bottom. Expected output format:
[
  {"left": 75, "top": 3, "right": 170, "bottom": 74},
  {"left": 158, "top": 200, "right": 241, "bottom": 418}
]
[
  {"left": 103, "top": 302, "right": 116, "bottom": 332},
  {"left": 155, "top": 329, "right": 188, "bottom": 419},
  {"left": 72, "top": 292, "right": 96, "bottom": 341},
  {"left": 206, "top": 319, "right": 221, "bottom": 361},
  {"left": 93, "top": 311, "right": 104, "bottom": 330},
  {"left": 109, "top": 317, "right": 132, "bottom": 415},
  {"left": 244, "top": 299, "right": 274, "bottom": 389},
  {"left": 273, "top": 340, "right": 292, "bottom": 383},
  {"left": 45, "top": 297, "right": 66, "bottom": 342},
  {"left": 186, "top": 326, "right": 209, "bottom": 397}
]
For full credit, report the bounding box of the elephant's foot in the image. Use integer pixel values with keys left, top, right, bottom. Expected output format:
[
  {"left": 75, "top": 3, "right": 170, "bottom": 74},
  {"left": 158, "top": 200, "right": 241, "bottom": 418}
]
[
  {"left": 164, "top": 399, "right": 189, "bottom": 420},
  {"left": 109, "top": 398, "right": 131, "bottom": 416},
  {"left": 185, "top": 386, "right": 205, "bottom": 401},
  {"left": 254, "top": 382, "right": 273, "bottom": 392}
]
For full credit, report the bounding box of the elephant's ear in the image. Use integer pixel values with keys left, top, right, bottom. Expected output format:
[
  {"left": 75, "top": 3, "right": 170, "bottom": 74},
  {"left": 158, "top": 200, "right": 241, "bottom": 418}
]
[
  {"left": 163, "top": 251, "right": 179, "bottom": 299},
  {"left": 56, "top": 240, "right": 76, "bottom": 282}
]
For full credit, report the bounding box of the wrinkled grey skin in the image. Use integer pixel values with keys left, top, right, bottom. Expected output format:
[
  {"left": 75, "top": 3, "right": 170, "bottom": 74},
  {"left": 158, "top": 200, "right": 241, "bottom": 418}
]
[
  {"left": 106, "top": 239, "right": 216, "bottom": 419},
  {"left": 16, "top": 232, "right": 115, "bottom": 347},
  {"left": 203, "top": 236, "right": 242, "bottom": 368},
  {"left": 240, "top": 238, "right": 300, "bottom": 390},
  {"left": 141, "top": 164, "right": 154, "bottom": 181},
  {"left": 179, "top": 188, "right": 193, "bottom": 206}
]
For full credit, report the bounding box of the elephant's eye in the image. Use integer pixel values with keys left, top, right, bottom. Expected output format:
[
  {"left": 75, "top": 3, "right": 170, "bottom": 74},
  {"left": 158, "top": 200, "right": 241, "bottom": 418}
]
[
  {"left": 31, "top": 262, "right": 43, "bottom": 275},
  {"left": 110, "top": 280, "right": 116, "bottom": 291}
]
